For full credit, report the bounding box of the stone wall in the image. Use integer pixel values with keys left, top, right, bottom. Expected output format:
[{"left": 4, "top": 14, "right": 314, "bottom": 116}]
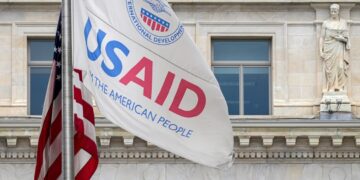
[
  {"left": 0, "top": 163, "right": 360, "bottom": 180},
  {"left": 0, "top": 117, "right": 358, "bottom": 179},
  {"left": 172, "top": 2, "right": 360, "bottom": 116},
  {"left": 1, "top": 2, "right": 360, "bottom": 116},
  {"left": 0, "top": 3, "right": 60, "bottom": 116},
  {"left": 0, "top": 1, "right": 360, "bottom": 179}
]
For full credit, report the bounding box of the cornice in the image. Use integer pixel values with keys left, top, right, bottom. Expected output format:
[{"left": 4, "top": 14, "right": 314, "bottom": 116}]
[
  {"left": 0, "top": 137, "right": 359, "bottom": 162},
  {"left": 0, "top": 116, "right": 359, "bottom": 162},
  {"left": 2, "top": 116, "right": 360, "bottom": 128}
]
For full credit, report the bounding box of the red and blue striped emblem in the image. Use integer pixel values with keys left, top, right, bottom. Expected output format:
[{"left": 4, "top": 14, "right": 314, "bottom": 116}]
[{"left": 140, "top": 8, "right": 170, "bottom": 32}]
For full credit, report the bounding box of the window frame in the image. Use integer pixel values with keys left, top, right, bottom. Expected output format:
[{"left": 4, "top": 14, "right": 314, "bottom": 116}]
[
  {"left": 27, "top": 37, "right": 55, "bottom": 116},
  {"left": 211, "top": 36, "right": 273, "bottom": 116}
]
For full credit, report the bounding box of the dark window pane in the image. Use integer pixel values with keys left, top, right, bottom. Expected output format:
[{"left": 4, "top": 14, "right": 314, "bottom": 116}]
[
  {"left": 244, "top": 67, "right": 269, "bottom": 115},
  {"left": 30, "top": 39, "right": 54, "bottom": 61},
  {"left": 30, "top": 67, "right": 51, "bottom": 115},
  {"left": 213, "top": 39, "right": 270, "bottom": 61},
  {"left": 214, "top": 67, "right": 240, "bottom": 115}
]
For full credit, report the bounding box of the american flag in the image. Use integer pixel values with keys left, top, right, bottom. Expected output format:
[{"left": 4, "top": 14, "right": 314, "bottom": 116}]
[
  {"left": 140, "top": 8, "right": 170, "bottom": 32},
  {"left": 34, "top": 14, "right": 98, "bottom": 180}
]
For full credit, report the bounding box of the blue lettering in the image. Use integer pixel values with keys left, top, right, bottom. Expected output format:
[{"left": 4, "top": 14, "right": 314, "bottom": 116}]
[
  {"left": 102, "top": 40, "right": 129, "bottom": 77},
  {"left": 135, "top": 105, "right": 143, "bottom": 115},
  {"left": 158, "top": 117, "right": 166, "bottom": 124},
  {"left": 168, "top": 124, "right": 177, "bottom": 131},
  {"left": 162, "top": 120, "right": 170, "bottom": 128},
  {"left": 185, "top": 130, "right": 193, "bottom": 138},
  {"left": 84, "top": 18, "right": 106, "bottom": 61}
]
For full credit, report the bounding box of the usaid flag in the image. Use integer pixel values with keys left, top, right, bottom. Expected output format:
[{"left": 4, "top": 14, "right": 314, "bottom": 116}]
[{"left": 74, "top": 0, "right": 233, "bottom": 167}]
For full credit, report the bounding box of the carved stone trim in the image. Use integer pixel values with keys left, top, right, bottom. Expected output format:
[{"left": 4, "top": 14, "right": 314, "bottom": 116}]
[
  {"left": 0, "top": 117, "right": 359, "bottom": 162},
  {"left": 285, "top": 136, "right": 297, "bottom": 146},
  {"left": 0, "top": 149, "right": 359, "bottom": 161},
  {"left": 6, "top": 137, "right": 17, "bottom": 147},
  {"left": 123, "top": 136, "right": 135, "bottom": 146},
  {"left": 309, "top": 136, "right": 320, "bottom": 146},
  {"left": 238, "top": 136, "right": 250, "bottom": 146},
  {"left": 262, "top": 136, "right": 274, "bottom": 146}
]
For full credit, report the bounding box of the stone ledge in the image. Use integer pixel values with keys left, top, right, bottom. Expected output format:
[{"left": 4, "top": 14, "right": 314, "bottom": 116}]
[
  {"left": 2, "top": 116, "right": 360, "bottom": 128},
  {"left": 0, "top": 137, "right": 359, "bottom": 161},
  {"left": 0, "top": 116, "right": 359, "bottom": 148}
]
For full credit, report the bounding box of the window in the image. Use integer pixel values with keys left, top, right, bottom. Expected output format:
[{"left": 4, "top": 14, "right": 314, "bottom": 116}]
[
  {"left": 212, "top": 39, "right": 271, "bottom": 115},
  {"left": 28, "top": 38, "right": 54, "bottom": 115}
]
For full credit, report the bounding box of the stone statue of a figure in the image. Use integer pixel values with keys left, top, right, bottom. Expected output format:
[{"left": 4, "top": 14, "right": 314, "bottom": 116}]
[{"left": 320, "top": 4, "right": 351, "bottom": 92}]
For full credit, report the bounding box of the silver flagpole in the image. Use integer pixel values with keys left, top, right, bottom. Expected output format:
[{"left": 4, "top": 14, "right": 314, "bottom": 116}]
[{"left": 62, "top": 0, "right": 74, "bottom": 179}]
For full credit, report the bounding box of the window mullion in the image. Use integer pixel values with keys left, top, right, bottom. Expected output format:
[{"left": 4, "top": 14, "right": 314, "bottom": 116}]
[
  {"left": 29, "top": 61, "right": 53, "bottom": 67},
  {"left": 28, "top": 38, "right": 54, "bottom": 115},
  {"left": 211, "top": 38, "right": 271, "bottom": 116},
  {"left": 269, "top": 67, "right": 272, "bottom": 115},
  {"left": 212, "top": 61, "right": 269, "bottom": 67},
  {"left": 240, "top": 66, "right": 244, "bottom": 115}
]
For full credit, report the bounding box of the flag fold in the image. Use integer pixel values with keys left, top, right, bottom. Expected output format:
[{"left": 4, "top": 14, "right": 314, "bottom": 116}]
[
  {"left": 34, "top": 13, "right": 98, "bottom": 180},
  {"left": 74, "top": 0, "right": 233, "bottom": 168}
]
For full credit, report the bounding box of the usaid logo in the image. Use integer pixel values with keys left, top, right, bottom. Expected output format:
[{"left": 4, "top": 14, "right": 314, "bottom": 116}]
[{"left": 126, "top": 0, "right": 184, "bottom": 45}]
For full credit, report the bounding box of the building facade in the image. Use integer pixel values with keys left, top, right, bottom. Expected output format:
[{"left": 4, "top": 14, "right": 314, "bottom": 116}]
[{"left": 0, "top": 0, "right": 360, "bottom": 179}]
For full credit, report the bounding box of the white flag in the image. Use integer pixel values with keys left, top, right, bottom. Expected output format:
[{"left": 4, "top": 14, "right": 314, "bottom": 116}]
[{"left": 74, "top": 0, "right": 233, "bottom": 167}]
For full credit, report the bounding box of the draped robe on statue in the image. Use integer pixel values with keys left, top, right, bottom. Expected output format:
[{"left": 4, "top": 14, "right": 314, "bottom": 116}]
[{"left": 321, "top": 19, "right": 350, "bottom": 92}]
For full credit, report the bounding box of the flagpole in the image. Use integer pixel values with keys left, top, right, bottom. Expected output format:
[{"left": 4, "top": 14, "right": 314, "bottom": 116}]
[{"left": 62, "top": 0, "right": 74, "bottom": 179}]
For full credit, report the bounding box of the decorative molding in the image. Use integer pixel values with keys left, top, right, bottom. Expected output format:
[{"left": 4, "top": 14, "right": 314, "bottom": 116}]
[
  {"left": 6, "top": 137, "right": 17, "bottom": 147},
  {"left": 309, "top": 136, "right": 320, "bottom": 146},
  {"left": 30, "top": 136, "right": 38, "bottom": 147},
  {"left": 0, "top": 116, "right": 358, "bottom": 162},
  {"left": 262, "top": 136, "right": 274, "bottom": 146},
  {"left": 356, "top": 136, "right": 360, "bottom": 146},
  {"left": 238, "top": 136, "right": 250, "bottom": 146},
  {"left": 1, "top": 150, "right": 357, "bottom": 161},
  {"left": 0, "top": 139, "right": 359, "bottom": 161},
  {"left": 332, "top": 136, "right": 344, "bottom": 146},
  {"left": 99, "top": 137, "right": 111, "bottom": 147},
  {"left": 285, "top": 136, "right": 297, "bottom": 146},
  {"left": 123, "top": 135, "right": 135, "bottom": 146}
]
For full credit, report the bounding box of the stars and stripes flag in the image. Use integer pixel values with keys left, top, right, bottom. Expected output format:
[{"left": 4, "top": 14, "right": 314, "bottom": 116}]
[{"left": 34, "top": 14, "right": 98, "bottom": 180}]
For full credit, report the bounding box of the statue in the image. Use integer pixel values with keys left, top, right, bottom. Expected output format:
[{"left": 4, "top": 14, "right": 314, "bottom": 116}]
[{"left": 320, "top": 3, "right": 351, "bottom": 92}]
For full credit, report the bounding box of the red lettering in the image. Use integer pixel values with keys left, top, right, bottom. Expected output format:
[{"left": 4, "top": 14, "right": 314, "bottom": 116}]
[
  {"left": 155, "top": 72, "right": 175, "bottom": 105},
  {"left": 119, "top": 57, "right": 153, "bottom": 99},
  {"left": 169, "top": 79, "right": 206, "bottom": 118}
]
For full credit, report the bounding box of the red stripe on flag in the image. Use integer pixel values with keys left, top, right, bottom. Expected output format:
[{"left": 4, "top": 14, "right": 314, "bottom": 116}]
[
  {"left": 35, "top": 13, "right": 98, "bottom": 180},
  {"left": 43, "top": 154, "right": 62, "bottom": 180},
  {"left": 73, "top": 113, "right": 98, "bottom": 180},
  {"left": 73, "top": 69, "right": 83, "bottom": 82},
  {"left": 73, "top": 68, "right": 98, "bottom": 179},
  {"left": 34, "top": 104, "right": 53, "bottom": 180},
  {"left": 49, "top": 112, "right": 62, "bottom": 144},
  {"left": 75, "top": 155, "right": 98, "bottom": 180},
  {"left": 35, "top": 14, "right": 63, "bottom": 180},
  {"left": 74, "top": 134, "right": 98, "bottom": 158},
  {"left": 74, "top": 86, "right": 95, "bottom": 125}
]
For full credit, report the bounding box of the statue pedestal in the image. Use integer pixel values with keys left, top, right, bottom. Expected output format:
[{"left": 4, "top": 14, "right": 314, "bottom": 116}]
[{"left": 320, "top": 91, "right": 352, "bottom": 120}]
